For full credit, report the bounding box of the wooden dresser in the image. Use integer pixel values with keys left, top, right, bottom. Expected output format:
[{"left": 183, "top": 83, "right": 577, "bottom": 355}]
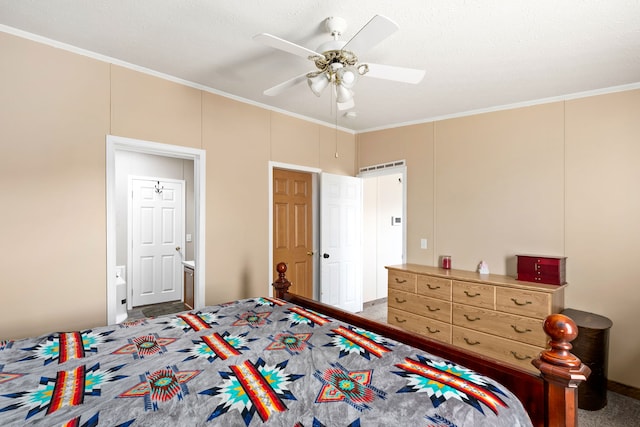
[{"left": 386, "top": 264, "right": 566, "bottom": 372}]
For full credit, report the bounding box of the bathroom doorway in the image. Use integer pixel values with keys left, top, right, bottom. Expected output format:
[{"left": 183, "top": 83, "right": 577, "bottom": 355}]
[{"left": 106, "top": 135, "right": 206, "bottom": 324}]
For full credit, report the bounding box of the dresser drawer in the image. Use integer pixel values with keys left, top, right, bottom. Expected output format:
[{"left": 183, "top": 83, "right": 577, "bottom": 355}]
[
  {"left": 452, "top": 281, "right": 495, "bottom": 309},
  {"left": 452, "top": 303, "right": 547, "bottom": 347},
  {"left": 416, "top": 275, "right": 452, "bottom": 301},
  {"left": 496, "top": 288, "right": 551, "bottom": 319},
  {"left": 388, "top": 270, "right": 417, "bottom": 293},
  {"left": 389, "top": 289, "right": 451, "bottom": 323},
  {"left": 452, "top": 327, "right": 541, "bottom": 373},
  {"left": 388, "top": 307, "right": 451, "bottom": 343}
]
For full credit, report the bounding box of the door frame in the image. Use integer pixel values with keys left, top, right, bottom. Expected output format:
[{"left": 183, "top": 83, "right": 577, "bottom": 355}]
[
  {"left": 106, "top": 135, "right": 206, "bottom": 324},
  {"left": 128, "top": 175, "right": 186, "bottom": 309},
  {"left": 268, "top": 161, "right": 321, "bottom": 298}
]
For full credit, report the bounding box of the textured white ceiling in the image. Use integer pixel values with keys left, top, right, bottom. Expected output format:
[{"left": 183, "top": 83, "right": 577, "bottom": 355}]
[{"left": 1, "top": 0, "right": 639, "bottom": 131}]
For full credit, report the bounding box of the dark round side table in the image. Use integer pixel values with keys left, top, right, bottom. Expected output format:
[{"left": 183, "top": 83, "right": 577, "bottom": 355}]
[{"left": 561, "top": 308, "right": 613, "bottom": 411}]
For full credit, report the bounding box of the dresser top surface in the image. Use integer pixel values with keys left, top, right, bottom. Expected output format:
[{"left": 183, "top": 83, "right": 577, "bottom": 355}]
[{"left": 386, "top": 264, "right": 567, "bottom": 293}]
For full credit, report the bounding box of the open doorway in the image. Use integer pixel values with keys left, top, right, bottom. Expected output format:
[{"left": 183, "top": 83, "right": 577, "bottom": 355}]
[
  {"left": 268, "top": 162, "right": 365, "bottom": 313},
  {"left": 106, "top": 135, "right": 206, "bottom": 325},
  {"left": 360, "top": 162, "right": 407, "bottom": 304}
]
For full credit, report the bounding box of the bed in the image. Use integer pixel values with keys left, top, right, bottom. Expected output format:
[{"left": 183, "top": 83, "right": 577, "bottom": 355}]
[{"left": 0, "top": 263, "right": 588, "bottom": 426}]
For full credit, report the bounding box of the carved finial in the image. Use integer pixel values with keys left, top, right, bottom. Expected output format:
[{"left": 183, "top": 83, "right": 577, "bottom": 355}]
[
  {"left": 539, "top": 313, "right": 582, "bottom": 368},
  {"left": 533, "top": 313, "right": 590, "bottom": 427},
  {"left": 277, "top": 262, "right": 287, "bottom": 276},
  {"left": 272, "top": 262, "right": 292, "bottom": 299}
]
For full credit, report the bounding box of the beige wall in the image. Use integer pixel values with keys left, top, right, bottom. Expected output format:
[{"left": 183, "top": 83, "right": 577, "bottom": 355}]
[
  {"left": 2, "top": 29, "right": 638, "bottom": 389},
  {"left": 0, "top": 32, "right": 355, "bottom": 339},
  {"left": 435, "top": 103, "right": 565, "bottom": 273},
  {"left": 357, "top": 90, "right": 640, "bottom": 388},
  {"left": 357, "top": 124, "right": 435, "bottom": 265},
  {"left": 0, "top": 32, "right": 110, "bottom": 338},
  {"left": 110, "top": 65, "right": 202, "bottom": 148},
  {"left": 564, "top": 90, "right": 640, "bottom": 389}
]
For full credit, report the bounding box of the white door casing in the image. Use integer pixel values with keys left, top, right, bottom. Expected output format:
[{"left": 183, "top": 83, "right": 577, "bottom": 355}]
[
  {"left": 107, "top": 135, "right": 206, "bottom": 325},
  {"left": 320, "top": 173, "right": 363, "bottom": 313},
  {"left": 130, "top": 177, "right": 185, "bottom": 306}
]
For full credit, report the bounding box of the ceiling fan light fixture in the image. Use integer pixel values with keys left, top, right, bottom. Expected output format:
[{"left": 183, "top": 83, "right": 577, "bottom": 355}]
[
  {"left": 308, "top": 73, "right": 330, "bottom": 97},
  {"left": 336, "top": 66, "right": 358, "bottom": 89},
  {"left": 335, "top": 83, "right": 354, "bottom": 103}
]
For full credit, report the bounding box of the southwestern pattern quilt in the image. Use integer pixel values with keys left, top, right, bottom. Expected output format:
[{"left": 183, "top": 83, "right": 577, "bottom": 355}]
[{"left": 0, "top": 298, "right": 533, "bottom": 426}]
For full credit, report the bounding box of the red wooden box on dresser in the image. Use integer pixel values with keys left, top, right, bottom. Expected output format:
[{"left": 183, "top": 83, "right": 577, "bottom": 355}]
[{"left": 517, "top": 255, "right": 567, "bottom": 285}]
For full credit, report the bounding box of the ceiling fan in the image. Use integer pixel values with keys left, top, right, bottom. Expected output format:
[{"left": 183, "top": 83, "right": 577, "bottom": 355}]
[{"left": 253, "top": 15, "right": 425, "bottom": 110}]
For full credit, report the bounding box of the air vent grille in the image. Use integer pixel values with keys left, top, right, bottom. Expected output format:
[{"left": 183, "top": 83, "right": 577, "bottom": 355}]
[{"left": 358, "top": 160, "right": 405, "bottom": 175}]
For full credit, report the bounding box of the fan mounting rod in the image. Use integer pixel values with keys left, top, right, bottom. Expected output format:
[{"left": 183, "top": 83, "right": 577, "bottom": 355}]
[
  {"left": 307, "top": 16, "right": 369, "bottom": 80},
  {"left": 325, "top": 16, "right": 347, "bottom": 38}
]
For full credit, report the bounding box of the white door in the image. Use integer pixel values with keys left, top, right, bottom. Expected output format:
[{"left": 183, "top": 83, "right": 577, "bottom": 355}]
[
  {"left": 320, "top": 173, "right": 363, "bottom": 313},
  {"left": 130, "top": 177, "right": 185, "bottom": 306}
]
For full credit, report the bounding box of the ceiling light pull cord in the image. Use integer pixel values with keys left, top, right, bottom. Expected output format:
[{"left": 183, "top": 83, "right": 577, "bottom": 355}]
[{"left": 332, "top": 86, "right": 339, "bottom": 159}]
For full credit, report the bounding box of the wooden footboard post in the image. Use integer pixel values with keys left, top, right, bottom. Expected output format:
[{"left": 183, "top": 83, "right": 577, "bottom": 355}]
[
  {"left": 533, "top": 314, "right": 591, "bottom": 427},
  {"left": 272, "top": 262, "right": 292, "bottom": 299}
]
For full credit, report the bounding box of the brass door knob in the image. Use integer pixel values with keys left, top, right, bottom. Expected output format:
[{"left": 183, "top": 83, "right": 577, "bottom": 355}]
[
  {"left": 306, "top": 251, "right": 314, "bottom": 256},
  {"left": 175, "top": 246, "right": 181, "bottom": 251}
]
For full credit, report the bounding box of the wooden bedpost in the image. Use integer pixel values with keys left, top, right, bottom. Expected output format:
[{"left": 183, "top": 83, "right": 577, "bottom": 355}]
[
  {"left": 533, "top": 313, "right": 591, "bottom": 427},
  {"left": 272, "top": 262, "right": 292, "bottom": 299}
]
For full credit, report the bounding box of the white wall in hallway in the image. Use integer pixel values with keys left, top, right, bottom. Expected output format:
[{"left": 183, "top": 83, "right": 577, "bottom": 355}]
[{"left": 362, "top": 172, "right": 403, "bottom": 302}]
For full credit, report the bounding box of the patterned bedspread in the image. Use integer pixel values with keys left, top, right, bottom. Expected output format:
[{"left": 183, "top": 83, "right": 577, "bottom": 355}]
[{"left": 0, "top": 297, "right": 533, "bottom": 426}]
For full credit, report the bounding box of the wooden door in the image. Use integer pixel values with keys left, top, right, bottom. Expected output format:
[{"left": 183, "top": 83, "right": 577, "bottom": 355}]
[{"left": 273, "top": 169, "right": 313, "bottom": 298}]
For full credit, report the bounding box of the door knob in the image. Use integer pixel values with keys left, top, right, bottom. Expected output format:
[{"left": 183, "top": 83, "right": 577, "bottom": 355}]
[
  {"left": 323, "top": 253, "right": 330, "bottom": 259},
  {"left": 306, "top": 251, "right": 314, "bottom": 256},
  {"left": 175, "top": 246, "right": 181, "bottom": 251}
]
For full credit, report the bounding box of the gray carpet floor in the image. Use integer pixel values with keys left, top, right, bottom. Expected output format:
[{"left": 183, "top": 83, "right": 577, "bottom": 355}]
[
  {"left": 579, "top": 391, "right": 640, "bottom": 426},
  {"left": 126, "top": 300, "right": 187, "bottom": 320}
]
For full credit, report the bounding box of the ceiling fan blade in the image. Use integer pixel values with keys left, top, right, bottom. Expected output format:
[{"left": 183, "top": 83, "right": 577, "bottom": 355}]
[
  {"left": 253, "top": 33, "right": 321, "bottom": 59},
  {"left": 263, "top": 73, "right": 309, "bottom": 96},
  {"left": 342, "top": 15, "right": 399, "bottom": 54},
  {"left": 365, "top": 63, "right": 425, "bottom": 84}
]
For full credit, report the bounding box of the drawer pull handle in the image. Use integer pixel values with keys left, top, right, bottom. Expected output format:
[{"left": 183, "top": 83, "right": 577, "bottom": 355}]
[
  {"left": 427, "top": 284, "right": 441, "bottom": 290},
  {"left": 464, "top": 291, "right": 481, "bottom": 298},
  {"left": 510, "top": 351, "right": 532, "bottom": 361},
  {"left": 464, "top": 314, "right": 480, "bottom": 322},
  {"left": 463, "top": 338, "right": 481, "bottom": 346},
  {"left": 510, "top": 298, "right": 532, "bottom": 306},
  {"left": 511, "top": 325, "right": 532, "bottom": 334},
  {"left": 395, "top": 297, "right": 407, "bottom": 304},
  {"left": 426, "top": 327, "right": 440, "bottom": 334},
  {"left": 426, "top": 305, "right": 440, "bottom": 312},
  {"left": 394, "top": 316, "right": 407, "bottom": 323},
  {"left": 395, "top": 278, "right": 408, "bottom": 284}
]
